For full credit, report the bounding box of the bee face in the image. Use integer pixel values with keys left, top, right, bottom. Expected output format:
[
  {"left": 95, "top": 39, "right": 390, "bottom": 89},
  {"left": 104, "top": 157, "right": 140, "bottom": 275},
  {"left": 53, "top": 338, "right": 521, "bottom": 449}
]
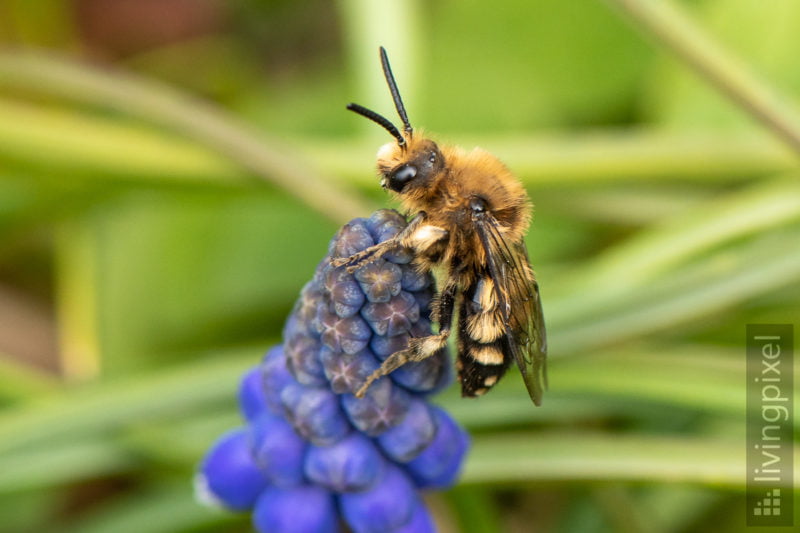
[{"left": 379, "top": 140, "right": 444, "bottom": 193}]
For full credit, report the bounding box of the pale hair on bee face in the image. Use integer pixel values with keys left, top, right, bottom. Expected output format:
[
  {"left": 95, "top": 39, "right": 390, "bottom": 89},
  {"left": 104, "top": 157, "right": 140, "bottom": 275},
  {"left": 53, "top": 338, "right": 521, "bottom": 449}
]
[{"left": 376, "top": 142, "right": 396, "bottom": 162}]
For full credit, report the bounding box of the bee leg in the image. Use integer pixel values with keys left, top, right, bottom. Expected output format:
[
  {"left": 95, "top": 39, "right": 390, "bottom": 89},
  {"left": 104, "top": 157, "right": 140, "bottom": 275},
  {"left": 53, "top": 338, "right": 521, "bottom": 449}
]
[
  {"left": 354, "top": 270, "right": 458, "bottom": 398},
  {"left": 329, "top": 243, "right": 392, "bottom": 273},
  {"left": 331, "top": 212, "right": 441, "bottom": 273},
  {"left": 353, "top": 334, "right": 449, "bottom": 397}
]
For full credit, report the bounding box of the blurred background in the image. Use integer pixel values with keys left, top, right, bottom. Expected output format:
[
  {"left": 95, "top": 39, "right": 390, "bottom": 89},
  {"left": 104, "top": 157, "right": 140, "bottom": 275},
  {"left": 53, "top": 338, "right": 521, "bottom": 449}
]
[{"left": 0, "top": 0, "right": 798, "bottom": 532}]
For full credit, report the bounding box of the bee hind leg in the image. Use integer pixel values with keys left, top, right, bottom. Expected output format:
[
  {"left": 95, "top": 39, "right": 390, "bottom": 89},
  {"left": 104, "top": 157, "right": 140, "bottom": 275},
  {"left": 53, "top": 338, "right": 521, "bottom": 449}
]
[
  {"left": 354, "top": 271, "right": 458, "bottom": 398},
  {"left": 354, "top": 332, "right": 449, "bottom": 397}
]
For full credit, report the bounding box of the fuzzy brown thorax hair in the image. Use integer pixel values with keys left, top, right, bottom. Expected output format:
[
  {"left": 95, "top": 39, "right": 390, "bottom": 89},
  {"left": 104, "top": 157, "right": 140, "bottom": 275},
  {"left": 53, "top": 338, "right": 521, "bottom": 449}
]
[{"left": 375, "top": 132, "right": 531, "bottom": 247}]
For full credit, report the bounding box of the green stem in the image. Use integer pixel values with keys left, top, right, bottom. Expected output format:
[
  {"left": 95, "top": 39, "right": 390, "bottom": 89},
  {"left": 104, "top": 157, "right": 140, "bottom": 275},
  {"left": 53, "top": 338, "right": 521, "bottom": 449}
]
[
  {"left": 605, "top": 0, "right": 800, "bottom": 156},
  {"left": 463, "top": 431, "right": 800, "bottom": 487},
  {"left": 338, "top": 0, "right": 421, "bottom": 126}
]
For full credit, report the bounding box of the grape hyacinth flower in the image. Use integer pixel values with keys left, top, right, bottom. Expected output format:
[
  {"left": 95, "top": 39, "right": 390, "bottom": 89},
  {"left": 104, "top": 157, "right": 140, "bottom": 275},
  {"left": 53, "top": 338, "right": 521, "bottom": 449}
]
[{"left": 196, "top": 210, "right": 470, "bottom": 533}]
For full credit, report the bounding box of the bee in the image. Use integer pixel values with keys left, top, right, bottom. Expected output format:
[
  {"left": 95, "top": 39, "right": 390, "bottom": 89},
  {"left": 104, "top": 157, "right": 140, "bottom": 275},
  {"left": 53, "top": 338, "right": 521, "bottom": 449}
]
[{"left": 333, "top": 47, "right": 547, "bottom": 405}]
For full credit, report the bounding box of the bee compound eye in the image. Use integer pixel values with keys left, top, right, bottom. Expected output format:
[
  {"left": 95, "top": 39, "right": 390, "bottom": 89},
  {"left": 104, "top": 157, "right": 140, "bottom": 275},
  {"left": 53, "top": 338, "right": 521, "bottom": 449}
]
[
  {"left": 386, "top": 164, "right": 418, "bottom": 192},
  {"left": 393, "top": 164, "right": 417, "bottom": 183},
  {"left": 429, "top": 152, "right": 436, "bottom": 163}
]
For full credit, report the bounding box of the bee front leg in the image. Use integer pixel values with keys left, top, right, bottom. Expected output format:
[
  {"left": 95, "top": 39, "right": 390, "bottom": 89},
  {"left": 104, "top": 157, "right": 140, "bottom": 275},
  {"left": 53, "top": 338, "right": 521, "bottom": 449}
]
[
  {"left": 331, "top": 212, "right": 444, "bottom": 273},
  {"left": 354, "top": 271, "right": 458, "bottom": 398},
  {"left": 329, "top": 243, "right": 392, "bottom": 273}
]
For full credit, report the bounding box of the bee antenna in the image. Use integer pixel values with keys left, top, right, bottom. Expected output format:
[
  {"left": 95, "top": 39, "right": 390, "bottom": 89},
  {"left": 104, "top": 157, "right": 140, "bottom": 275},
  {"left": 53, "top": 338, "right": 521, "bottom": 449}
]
[
  {"left": 379, "top": 47, "right": 412, "bottom": 134},
  {"left": 346, "top": 103, "right": 406, "bottom": 146}
]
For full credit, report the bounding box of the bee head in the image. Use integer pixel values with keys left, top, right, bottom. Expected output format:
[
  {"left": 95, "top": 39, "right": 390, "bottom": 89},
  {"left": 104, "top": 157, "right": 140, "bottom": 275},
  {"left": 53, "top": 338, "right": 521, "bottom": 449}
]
[
  {"left": 347, "top": 47, "right": 443, "bottom": 194},
  {"left": 375, "top": 137, "right": 444, "bottom": 193}
]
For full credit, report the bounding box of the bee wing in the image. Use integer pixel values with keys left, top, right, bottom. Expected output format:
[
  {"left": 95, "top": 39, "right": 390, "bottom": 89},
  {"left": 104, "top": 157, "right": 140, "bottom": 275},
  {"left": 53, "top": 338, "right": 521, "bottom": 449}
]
[{"left": 475, "top": 214, "right": 547, "bottom": 405}]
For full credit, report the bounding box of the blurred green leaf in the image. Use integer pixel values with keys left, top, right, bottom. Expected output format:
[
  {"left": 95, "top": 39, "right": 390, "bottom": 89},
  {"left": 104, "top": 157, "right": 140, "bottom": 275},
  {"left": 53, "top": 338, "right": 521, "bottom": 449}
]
[
  {"left": 56, "top": 482, "right": 247, "bottom": 533},
  {"left": 446, "top": 487, "right": 504, "bottom": 533},
  {"left": 3, "top": 0, "right": 75, "bottom": 47},
  {"left": 463, "top": 432, "right": 798, "bottom": 487},
  {"left": 0, "top": 342, "right": 779, "bottom": 462},
  {"left": 424, "top": 0, "right": 652, "bottom": 131},
  {"left": 0, "top": 98, "right": 243, "bottom": 184},
  {"left": 80, "top": 191, "right": 335, "bottom": 374},
  {"left": 1, "top": 2, "right": 799, "bottom": 531},
  {"left": 0, "top": 51, "right": 372, "bottom": 223},
  {"left": 648, "top": 0, "right": 800, "bottom": 130},
  {"left": 0, "top": 349, "right": 252, "bottom": 454},
  {"left": 551, "top": 229, "right": 800, "bottom": 354},
  {"left": 550, "top": 177, "right": 800, "bottom": 322},
  {"left": 0, "top": 439, "right": 135, "bottom": 493},
  {"left": 6, "top": 95, "right": 798, "bottom": 191},
  {"left": 0, "top": 355, "right": 57, "bottom": 401}
]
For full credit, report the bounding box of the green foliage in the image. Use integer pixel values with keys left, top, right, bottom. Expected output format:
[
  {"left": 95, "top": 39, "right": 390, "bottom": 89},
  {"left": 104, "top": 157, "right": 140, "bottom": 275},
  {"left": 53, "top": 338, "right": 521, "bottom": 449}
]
[{"left": 0, "top": 0, "right": 798, "bottom": 532}]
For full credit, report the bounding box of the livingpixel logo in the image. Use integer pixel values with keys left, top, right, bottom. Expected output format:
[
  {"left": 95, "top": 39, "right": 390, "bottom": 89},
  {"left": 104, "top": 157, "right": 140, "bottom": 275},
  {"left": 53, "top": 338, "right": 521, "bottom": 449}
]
[{"left": 746, "top": 324, "right": 794, "bottom": 527}]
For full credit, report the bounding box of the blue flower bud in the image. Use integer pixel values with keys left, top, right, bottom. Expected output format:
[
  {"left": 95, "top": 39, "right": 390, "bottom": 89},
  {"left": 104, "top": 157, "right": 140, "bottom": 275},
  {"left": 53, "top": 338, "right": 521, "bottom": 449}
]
[
  {"left": 341, "top": 377, "right": 412, "bottom": 436},
  {"left": 261, "top": 346, "right": 294, "bottom": 414},
  {"left": 367, "top": 209, "right": 406, "bottom": 243},
  {"left": 399, "top": 263, "right": 431, "bottom": 292},
  {"left": 319, "top": 347, "right": 379, "bottom": 395},
  {"left": 294, "top": 281, "right": 323, "bottom": 336},
  {"left": 317, "top": 307, "right": 372, "bottom": 354},
  {"left": 405, "top": 406, "right": 469, "bottom": 489},
  {"left": 377, "top": 398, "right": 437, "bottom": 463},
  {"left": 383, "top": 246, "right": 414, "bottom": 265},
  {"left": 355, "top": 259, "right": 403, "bottom": 303},
  {"left": 387, "top": 351, "right": 450, "bottom": 394},
  {"left": 419, "top": 354, "right": 453, "bottom": 396},
  {"left": 367, "top": 210, "right": 413, "bottom": 264},
  {"left": 361, "top": 291, "right": 419, "bottom": 336},
  {"left": 331, "top": 219, "right": 374, "bottom": 259},
  {"left": 250, "top": 413, "right": 306, "bottom": 487},
  {"left": 325, "top": 268, "right": 365, "bottom": 318},
  {"left": 412, "top": 290, "right": 433, "bottom": 319},
  {"left": 340, "top": 464, "right": 416, "bottom": 533},
  {"left": 304, "top": 432, "right": 383, "bottom": 492},
  {"left": 280, "top": 382, "right": 350, "bottom": 446},
  {"left": 238, "top": 366, "right": 269, "bottom": 422},
  {"left": 284, "top": 329, "right": 327, "bottom": 386},
  {"left": 253, "top": 485, "right": 339, "bottom": 533},
  {"left": 393, "top": 501, "right": 436, "bottom": 533},
  {"left": 369, "top": 331, "right": 408, "bottom": 359},
  {"left": 196, "top": 428, "right": 268, "bottom": 511}
]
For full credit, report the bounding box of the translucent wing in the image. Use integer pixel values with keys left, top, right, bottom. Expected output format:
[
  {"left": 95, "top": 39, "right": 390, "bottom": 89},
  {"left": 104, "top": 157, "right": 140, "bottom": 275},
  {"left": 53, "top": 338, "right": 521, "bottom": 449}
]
[{"left": 474, "top": 213, "right": 547, "bottom": 405}]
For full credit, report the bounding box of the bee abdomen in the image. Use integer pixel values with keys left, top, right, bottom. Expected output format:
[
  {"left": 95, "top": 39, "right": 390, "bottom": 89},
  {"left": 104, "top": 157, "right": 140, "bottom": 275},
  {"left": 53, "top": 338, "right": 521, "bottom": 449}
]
[
  {"left": 465, "top": 310, "right": 504, "bottom": 343},
  {"left": 457, "top": 336, "right": 510, "bottom": 397},
  {"left": 464, "top": 276, "right": 504, "bottom": 343},
  {"left": 457, "top": 276, "right": 511, "bottom": 397}
]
